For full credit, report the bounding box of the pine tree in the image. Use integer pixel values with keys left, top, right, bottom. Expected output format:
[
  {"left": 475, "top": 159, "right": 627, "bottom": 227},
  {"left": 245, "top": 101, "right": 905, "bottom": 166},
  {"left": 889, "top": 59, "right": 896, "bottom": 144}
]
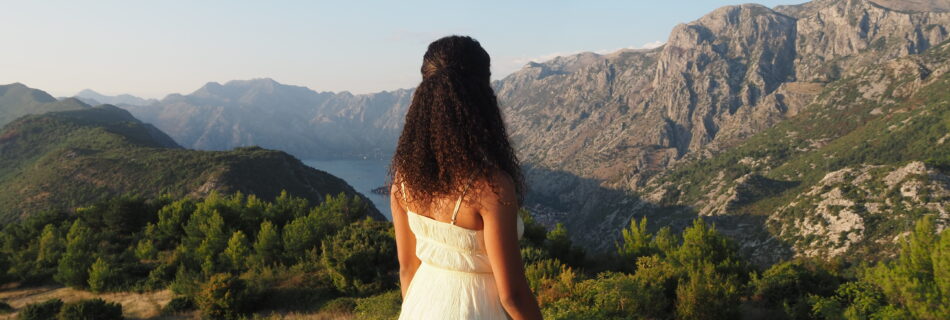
[
  {"left": 55, "top": 220, "right": 95, "bottom": 288},
  {"left": 223, "top": 231, "right": 250, "bottom": 271},
  {"left": 35, "top": 224, "right": 63, "bottom": 269},
  {"left": 617, "top": 217, "right": 655, "bottom": 264},
  {"left": 88, "top": 257, "right": 113, "bottom": 293},
  {"left": 252, "top": 220, "right": 281, "bottom": 268}
]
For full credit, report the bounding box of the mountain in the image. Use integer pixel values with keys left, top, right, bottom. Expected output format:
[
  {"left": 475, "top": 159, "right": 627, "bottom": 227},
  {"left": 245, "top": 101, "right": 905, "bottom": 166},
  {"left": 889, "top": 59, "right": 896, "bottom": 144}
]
[
  {"left": 121, "top": 78, "right": 412, "bottom": 160},
  {"left": 491, "top": 0, "right": 950, "bottom": 262},
  {"left": 0, "top": 85, "right": 384, "bottom": 223},
  {"left": 0, "top": 83, "right": 90, "bottom": 127},
  {"left": 73, "top": 89, "right": 157, "bottom": 106},
  {"left": 77, "top": 0, "right": 950, "bottom": 262}
]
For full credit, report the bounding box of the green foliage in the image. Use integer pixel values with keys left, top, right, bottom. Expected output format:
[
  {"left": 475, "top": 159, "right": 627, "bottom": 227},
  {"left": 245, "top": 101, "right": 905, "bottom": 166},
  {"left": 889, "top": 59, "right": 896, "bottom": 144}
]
[
  {"left": 35, "top": 224, "right": 63, "bottom": 269},
  {"left": 18, "top": 299, "right": 63, "bottom": 320},
  {"left": 545, "top": 223, "right": 586, "bottom": 267},
  {"left": 861, "top": 216, "right": 950, "bottom": 319},
  {"left": 223, "top": 230, "right": 250, "bottom": 271},
  {"left": 751, "top": 259, "right": 840, "bottom": 318},
  {"left": 162, "top": 296, "right": 195, "bottom": 315},
  {"left": 57, "top": 298, "right": 123, "bottom": 320},
  {"left": 195, "top": 273, "right": 252, "bottom": 320},
  {"left": 674, "top": 262, "right": 742, "bottom": 320},
  {"left": 353, "top": 290, "right": 401, "bottom": 320},
  {"left": 252, "top": 220, "right": 282, "bottom": 269},
  {"left": 55, "top": 220, "right": 95, "bottom": 288},
  {"left": 322, "top": 219, "right": 397, "bottom": 296},
  {"left": 87, "top": 257, "right": 115, "bottom": 293},
  {"left": 616, "top": 217, "right": 657, "bottom": 272}
]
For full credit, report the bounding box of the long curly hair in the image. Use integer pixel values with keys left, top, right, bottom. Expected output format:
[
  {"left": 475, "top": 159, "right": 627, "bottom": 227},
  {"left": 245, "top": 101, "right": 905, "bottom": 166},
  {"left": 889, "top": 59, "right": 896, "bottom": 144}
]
[{"left": 389, "top": 35, "right": 523, "bottom": 213}]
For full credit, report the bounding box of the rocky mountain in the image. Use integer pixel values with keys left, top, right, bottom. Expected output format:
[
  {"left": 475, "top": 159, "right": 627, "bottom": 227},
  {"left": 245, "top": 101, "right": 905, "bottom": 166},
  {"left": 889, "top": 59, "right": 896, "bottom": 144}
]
[
  {"left": 490, "top": 0, "right": 950, "bottom": 263},
  {"left": 0, "top": 84, "right": 383, "bottom": 223},
  {"left": 122, "top": 78, "right": 412, "bottom": 160},
  {"left": 73, "top": 89, "right": 157, "bottom": 106},
  {"left": 80, "top": 0, "right": 950, "bottom": 263}
]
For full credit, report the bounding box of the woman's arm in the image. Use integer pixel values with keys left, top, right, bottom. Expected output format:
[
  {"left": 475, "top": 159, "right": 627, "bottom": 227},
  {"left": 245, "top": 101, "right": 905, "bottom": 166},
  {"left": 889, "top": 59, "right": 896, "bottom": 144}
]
[
  {"left": 391, "top": 184, "right": 421, "bottom": 298},
  {"left": 480, "top": 172, "right": 543, "bottom": 320}
]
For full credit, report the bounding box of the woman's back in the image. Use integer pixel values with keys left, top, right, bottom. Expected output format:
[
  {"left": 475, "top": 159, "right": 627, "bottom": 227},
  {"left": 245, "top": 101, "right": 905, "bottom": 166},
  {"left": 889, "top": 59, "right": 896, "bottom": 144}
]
[{"left": 398, "top": 186, "right": 524, "bottom": 319}]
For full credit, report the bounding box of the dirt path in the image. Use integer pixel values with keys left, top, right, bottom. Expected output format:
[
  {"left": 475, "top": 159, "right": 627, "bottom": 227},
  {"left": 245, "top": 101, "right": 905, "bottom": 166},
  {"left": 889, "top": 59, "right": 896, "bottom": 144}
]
[{"left": 0, "top": 286, "right": 177, "bottom": 319}]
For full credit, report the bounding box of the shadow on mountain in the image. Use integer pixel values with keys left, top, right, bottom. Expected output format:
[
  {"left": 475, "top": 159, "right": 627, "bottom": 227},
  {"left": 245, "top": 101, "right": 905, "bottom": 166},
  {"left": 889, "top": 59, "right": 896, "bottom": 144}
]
[{"left": 522, "top": 164, "right": 794, "bottom": 266}]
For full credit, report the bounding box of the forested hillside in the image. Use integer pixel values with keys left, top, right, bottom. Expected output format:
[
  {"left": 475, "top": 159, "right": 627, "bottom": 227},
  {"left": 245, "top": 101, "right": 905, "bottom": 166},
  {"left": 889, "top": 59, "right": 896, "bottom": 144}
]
[{"left": 0, "top": 85, "right": 382, "bottom": 223}]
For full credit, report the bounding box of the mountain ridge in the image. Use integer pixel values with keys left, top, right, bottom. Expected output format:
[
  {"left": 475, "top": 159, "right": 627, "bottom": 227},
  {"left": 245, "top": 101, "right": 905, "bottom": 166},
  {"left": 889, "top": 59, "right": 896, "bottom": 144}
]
[{"left": 0, "top": 84, "right": 384, "bottom": 223}]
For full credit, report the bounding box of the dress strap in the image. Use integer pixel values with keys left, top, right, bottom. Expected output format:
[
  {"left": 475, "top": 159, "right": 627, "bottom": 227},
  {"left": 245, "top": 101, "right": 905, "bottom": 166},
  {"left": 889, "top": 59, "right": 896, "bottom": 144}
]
[{"left": 450, "top": 180, "right": 473, "bottom": 225}]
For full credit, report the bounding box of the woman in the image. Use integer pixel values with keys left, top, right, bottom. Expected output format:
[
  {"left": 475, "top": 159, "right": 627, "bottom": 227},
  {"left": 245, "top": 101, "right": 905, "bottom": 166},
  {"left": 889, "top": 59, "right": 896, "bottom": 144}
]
[{"left": 389, "top": 36, "right": 543, "bottom": 320}]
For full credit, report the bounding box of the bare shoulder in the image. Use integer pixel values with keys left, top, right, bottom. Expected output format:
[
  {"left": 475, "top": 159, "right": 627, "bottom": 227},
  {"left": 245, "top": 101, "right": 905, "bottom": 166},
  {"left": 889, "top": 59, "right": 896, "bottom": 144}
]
[{"left": 473, "top": 169, "right": 518, "bottom": 211}]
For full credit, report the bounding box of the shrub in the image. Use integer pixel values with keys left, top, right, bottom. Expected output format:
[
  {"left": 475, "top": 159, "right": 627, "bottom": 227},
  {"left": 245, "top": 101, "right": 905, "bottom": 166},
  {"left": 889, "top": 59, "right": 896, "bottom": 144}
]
[
  {"left": 353, "top": 290, "right": 401, "bottom": 320},
  {"left": 57, "top": 298, "right": 123, "bottom": 320},
  {"left": 322, "top": 297, "right": 356, "bottom": 315},
  {"left": 322, "top": 219, "right": 397, "bottom": 296},
  {"left": 674, "top": 263, "right": 742, "bottom": 320},
  {"left": 0, "top": 300, "right": 12, "bottom": 314},
  {"left": 87, "top": 257, "right": 115, "bottom": 293},
  {"left": 18, "top": 299, "right": 63, "bottom": 320},
  {"left": 194, "top": 273, "right": 253, "bottom": 320},
  {"left": 161, "top": 296, "right": 196, "bottom": 314}
]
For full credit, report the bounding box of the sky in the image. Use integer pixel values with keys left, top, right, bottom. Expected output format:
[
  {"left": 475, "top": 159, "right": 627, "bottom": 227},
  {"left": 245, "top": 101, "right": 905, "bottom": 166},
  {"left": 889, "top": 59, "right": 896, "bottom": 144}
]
[{"left": 0, "top": 0, "right": 807, "bottom": 99}]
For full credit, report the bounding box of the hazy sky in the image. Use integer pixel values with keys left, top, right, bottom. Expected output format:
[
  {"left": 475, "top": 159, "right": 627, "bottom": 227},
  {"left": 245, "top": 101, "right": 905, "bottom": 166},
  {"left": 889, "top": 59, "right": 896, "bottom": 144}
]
[{"left": 0, "top": 0, "right": 807, "bottom": 98}]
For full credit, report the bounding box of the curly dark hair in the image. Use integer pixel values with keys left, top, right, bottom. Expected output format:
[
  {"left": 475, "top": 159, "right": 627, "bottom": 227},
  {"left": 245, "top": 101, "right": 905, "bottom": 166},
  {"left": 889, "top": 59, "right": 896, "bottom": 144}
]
[{"left": 389, "top": 35, "right": 524, "bottom": 212}]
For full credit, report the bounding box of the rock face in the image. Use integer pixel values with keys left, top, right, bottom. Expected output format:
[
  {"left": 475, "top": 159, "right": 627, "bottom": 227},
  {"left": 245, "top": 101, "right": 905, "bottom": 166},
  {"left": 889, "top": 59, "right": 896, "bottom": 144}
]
[
  {"left": 122, "top": 78, "right": 413, "bottom": 160},
  {"left": 773, "top": 162, "right": 950, "bottom": 258},
  {"left": 491, "top": 0, "right": 950, "bottom": 260}
]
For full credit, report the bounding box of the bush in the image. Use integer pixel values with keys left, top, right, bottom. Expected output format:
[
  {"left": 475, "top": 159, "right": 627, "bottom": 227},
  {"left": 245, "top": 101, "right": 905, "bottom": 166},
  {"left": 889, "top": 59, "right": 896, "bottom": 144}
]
[
  {"left": 322, "top": 219, "right": 397, "bottom": 296},
  {"left": 57, "top": 298, "right": 123, "bottom": 320},
  {"left": 87, "top": 257, "right": 115, "bottom": 293},
  {"left": 0, "top": 300, "right": 12, "bottom": 314},
  {"left": 353, "top": 290, "right": 401, "bottom": 320},
  {"left": 322, "top": 297, "right": 356, "bottom": 315},
  {"left": 161, "top": 296, "right": 196, "bottom": 314},
  {"left": 674, "top": 263, "right": 742, "bottom": 320},
  {"left": 18, "top": 299, "right": 63, "bottom": 320},
  {"left": 194, "top": 273, "right": 253, "bottom": 320}
]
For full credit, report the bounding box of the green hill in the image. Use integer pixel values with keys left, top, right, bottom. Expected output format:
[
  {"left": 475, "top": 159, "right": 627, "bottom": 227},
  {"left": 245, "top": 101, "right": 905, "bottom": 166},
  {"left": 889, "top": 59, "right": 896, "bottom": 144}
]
[
  {"left": 0, "top": 86, "right": 382, "bottom": 223},
  {"left": 0, "top": 83, "right": 90, "bottom": 127}
]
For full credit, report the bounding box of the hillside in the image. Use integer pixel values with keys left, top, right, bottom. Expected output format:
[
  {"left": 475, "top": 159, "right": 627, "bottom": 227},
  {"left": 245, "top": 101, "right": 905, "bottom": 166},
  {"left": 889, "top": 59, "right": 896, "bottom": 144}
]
[
  {"left": 121, "top": 78, "right": 412, "bottom": 160},
  {"left": 0, "top": 87, "right": 383, "bottom": 222},
  {"left": 490, "top": 0, "right": 950, "bottom": 258},
  {"left": 0, "top": 83, "right": 89, "bottom": 128},
  {"left": 59, "top": 0, "right": 950, "bottom": 261}
]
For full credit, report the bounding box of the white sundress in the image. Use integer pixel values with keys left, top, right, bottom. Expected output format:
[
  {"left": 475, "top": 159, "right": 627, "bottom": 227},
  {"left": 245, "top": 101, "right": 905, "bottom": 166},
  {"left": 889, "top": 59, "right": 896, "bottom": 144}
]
[{"left": 398, "top": 184, "right": 524, "bottom": 319}]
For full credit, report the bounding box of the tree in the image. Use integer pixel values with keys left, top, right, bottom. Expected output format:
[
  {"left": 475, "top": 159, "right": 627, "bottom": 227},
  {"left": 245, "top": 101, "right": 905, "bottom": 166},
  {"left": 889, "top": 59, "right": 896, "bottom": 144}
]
[
  {"left": 617, "top": 217, "right": 655, "bottom": 270},
  {"left": 55, "top": 220, "right": 95, "bottom": 288},
  {"left": 195, "top": 273, "right": 252, "bottom": 320},
  {"left": 865, "top": 215, "right": 949, "bottom": 319},
  {"left": 674, "top": 262, "right": 741, "bottom": 320},
  {"left": 58, "top": 298, "right": 122, "bottom": 320},
  {"left": 35, "top": 224, "right": 63, "bottom": 269},
  {"left": 322, "top": 219, "right": 397, "bottom": 296},
  {"left": 252, "top": 220, "right": 281, "bottom": 268},
  {"left": 87, "top": 257, "right": 114, "bottom": 293},
  {"left": 223, "top": 231, "right": 250, "bottom": 271},
  {"left": 546, "top": 223, "right": 585, "bottom": 267}
]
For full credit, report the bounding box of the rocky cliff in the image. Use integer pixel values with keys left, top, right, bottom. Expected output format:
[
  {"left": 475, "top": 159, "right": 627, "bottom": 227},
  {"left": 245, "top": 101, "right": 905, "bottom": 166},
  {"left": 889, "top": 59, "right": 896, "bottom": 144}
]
[{"left": 492, "top": 0, "right": 950, "bottom": 263}]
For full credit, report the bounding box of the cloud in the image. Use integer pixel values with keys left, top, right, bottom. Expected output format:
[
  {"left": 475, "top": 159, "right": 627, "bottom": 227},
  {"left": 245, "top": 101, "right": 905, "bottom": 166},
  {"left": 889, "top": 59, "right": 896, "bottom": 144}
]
[{"left": 494, "top": 40, "right": 665, "bottom": 79}]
